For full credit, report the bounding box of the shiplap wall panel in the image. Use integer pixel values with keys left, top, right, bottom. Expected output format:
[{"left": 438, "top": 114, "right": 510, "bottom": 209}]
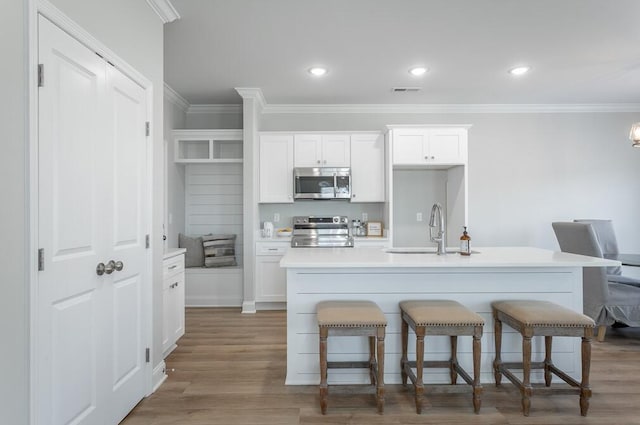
[{"left": 185, "top": 163, "right": 243, "bottom": 266}]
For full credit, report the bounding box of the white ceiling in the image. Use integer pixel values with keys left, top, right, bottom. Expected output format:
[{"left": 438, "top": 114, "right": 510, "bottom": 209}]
[{"left": 164, "top": 0, "right": 640, "bottom": 106}]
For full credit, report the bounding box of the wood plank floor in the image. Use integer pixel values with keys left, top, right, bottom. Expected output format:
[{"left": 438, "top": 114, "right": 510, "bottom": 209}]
[{"left": 122, "top": 308, "right": 640, "bottom": 424}]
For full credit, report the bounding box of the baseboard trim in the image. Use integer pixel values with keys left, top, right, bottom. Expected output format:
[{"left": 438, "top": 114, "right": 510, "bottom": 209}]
[
  {"left": 256, "top": 301, "right": 286, "bottom": 311},
  {"left": 151, "top": 360, "right": 167, "bottom": 394},
  {"left": 185, "top": 296, "right": 242, "bottom": 307},
  {"left": 242, "top": 301, "right": 256, "bottom": 314}
]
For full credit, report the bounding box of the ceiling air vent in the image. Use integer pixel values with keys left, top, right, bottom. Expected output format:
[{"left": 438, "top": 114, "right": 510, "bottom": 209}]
[{"left": 392, "top": 87, "right": 422, "bottom": 93}]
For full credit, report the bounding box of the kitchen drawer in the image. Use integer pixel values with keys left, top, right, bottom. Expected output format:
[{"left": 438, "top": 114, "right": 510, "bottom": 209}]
[
  {"left": 256, "top": 242, "right": 289, "bottom": 256},
  {"left": 163, "top": 255, "right": 184, "bottom": 279}
]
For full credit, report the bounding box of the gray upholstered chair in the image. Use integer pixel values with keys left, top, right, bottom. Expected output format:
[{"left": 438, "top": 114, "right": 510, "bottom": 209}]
[
  {"left": 574, "top": 219, "right": 640, "bottom": 286},
  {"left": 574, "top": 219, "right": 621, "bottom": 274},
  {"left": 552, "top": 222, "right": 640, "bottom": 341}
]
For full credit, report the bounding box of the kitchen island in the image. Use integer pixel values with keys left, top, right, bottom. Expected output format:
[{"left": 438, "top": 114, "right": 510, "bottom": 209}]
[{"left": 280, "top": 246, "right": 617, "bottom": 385}]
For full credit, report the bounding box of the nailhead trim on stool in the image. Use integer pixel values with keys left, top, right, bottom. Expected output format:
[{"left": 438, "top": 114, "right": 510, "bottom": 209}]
[
  {"left": 317, "top": 300, "right": 387, "bottom": 414},
  {"left": 491, "top": 300, "right": 595, "bottom": 416},
  {"left": 400, "top": 300, "right": 484, "bottom": 414}
]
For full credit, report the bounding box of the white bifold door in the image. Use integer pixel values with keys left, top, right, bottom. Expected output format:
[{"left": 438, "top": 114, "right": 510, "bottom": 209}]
[{"left": 37, "top": 15, "right": 150, "bottom": 425}]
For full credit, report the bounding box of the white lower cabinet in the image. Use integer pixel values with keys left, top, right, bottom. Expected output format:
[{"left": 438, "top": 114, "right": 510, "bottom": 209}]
[
  {"left": 162, "top": 251, "right": 185, "bottom": 357},
  {"left": 255, "top": 241, "right": 289, "bottom": 303}
]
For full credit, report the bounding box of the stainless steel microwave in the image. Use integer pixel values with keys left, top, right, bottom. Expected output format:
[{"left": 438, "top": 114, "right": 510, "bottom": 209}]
[{"left": 293, "top": 167, "right": 351, "bottom": 200}]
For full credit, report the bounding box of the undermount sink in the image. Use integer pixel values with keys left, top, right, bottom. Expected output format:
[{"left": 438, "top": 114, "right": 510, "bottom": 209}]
[{"left": 384, "top": 247, "right": 480, "bottom": 254}]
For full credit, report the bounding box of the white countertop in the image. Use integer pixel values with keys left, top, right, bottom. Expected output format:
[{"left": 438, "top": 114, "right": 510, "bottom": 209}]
[
  {"left": 280, "top": 246, "right": 620, "bottom": 269},
  {"left": 163, "top": 248, "right": 186, "bottom": 260}
]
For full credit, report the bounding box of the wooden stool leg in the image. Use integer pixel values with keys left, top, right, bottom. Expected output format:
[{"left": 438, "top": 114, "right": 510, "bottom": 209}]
[
  {"left": 472, "top": 326, "right": 483, "bottom": 414},
  {"left": 450, "top": 335, "right": 458, "bottom": 385},
  {"left": 415, "top": 328, "right": 425, "bottom": 414},
  {"left": 368, "top": 336, "right": 376, "bottom": 385},
  {"left": 521, "top": 331, "right": 533, "bottom": 417},
  {"left": 580, "top": 328, "right": 593, "bottom": 416},
  {"left": 376, "top": 328, "right": 385, "bottom": 414},
  {"left": 319, "top": 327, "right": 328, "bottom": 415},
  {"left": 401, "top": 316, "right": 408, "bottom": 385},
  {"left": 493, "top": 311, "right": 503, "bottom": 386},
  {"left": 544, "top": 336, "right": 553, "bottom": 387}
]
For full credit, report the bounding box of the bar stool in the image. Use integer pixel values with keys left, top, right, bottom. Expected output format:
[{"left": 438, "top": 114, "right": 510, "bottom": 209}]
[
  {"left": 316, "top": 300, "right": 387, "bottom": 414},
  {"left": 400, "top": 300, "right": 484, "bottom": 414},
  {"left": 491, "top": 300, "right": 595, "bottom": 416}
]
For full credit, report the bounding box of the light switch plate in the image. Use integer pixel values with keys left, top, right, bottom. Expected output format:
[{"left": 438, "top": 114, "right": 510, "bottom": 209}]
[
  {"left": 362, "top": 213, "right": 368, "bottom": 222},
  {"left": 416, "top": 212, "right": 423, "bottom": 222},
  {"left": 274, "top": 213, "right": 280, "bottom": 223}
]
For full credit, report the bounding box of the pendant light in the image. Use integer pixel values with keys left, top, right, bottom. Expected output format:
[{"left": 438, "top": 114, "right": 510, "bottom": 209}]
[{"left": 630, "top": 123, "right": 640, "bottom": 148}]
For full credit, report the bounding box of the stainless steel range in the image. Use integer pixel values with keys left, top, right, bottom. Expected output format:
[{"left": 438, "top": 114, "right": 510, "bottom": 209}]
[{"left": 290, "top": 216, "right": 354, "bottom": 248}]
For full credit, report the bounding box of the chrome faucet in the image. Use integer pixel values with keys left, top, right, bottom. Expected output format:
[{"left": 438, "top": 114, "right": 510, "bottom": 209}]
[{"left": 429, "top": 202, "right": 446, "bottom": 255}]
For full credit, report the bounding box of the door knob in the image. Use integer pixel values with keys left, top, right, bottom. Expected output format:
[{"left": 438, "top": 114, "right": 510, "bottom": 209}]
[
  {"left": 114, "top": 260, "right": 124, "bottom": 271},
  {"left": 104, "top": 260, "right": 116, "bottom": 274},
  {"left": 96, "top": 263, "right": 106, "bottom": 276}
]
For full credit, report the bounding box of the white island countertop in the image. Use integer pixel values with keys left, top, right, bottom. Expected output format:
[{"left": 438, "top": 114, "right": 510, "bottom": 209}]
[{"left": 280, "top": 246, "right": 619, "bottom": 269}]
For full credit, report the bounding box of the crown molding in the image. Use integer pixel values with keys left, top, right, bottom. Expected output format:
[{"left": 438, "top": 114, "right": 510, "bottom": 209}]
[
  {"left": 235, "top": 88, "right": 267, "bottom": 111},
  {"left": 261, "top": 103, "right": 640, "bottom": 114},
  {"left": 163, "top": 83, "right": 189, "bottom": 112},
  {"left": 187, "top": 104, "right": 242, "bottom": 114},
  {"left": 145, "top": 0, "right": 180, "bottom": 23}
]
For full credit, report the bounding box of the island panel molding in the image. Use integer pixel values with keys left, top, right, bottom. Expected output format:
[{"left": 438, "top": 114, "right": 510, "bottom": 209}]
[{"left": 281, "top": 247, "right": 618, "bottom": 385}]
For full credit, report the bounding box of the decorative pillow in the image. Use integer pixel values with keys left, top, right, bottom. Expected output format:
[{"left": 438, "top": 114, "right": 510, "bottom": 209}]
[
  {"left": 178, "top": 233, "right": 205, "bottom": 268},
  {"left": 202, "top": 234, "right": 237, "bottom": 268}
]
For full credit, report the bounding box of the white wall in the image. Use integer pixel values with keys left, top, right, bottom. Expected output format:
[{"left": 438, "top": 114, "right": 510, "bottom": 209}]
[
  {"left": 186, "top": 110, "right": 243, "bottom": 129},
  {"left": 0, "top": 1, "right": 28, "bottom": 423},
  {"left": 261, "top": 112, "right": 640, "bottom": 252},
  {"left": 164, "top": 98, "right": 187, "bottom": 250}
]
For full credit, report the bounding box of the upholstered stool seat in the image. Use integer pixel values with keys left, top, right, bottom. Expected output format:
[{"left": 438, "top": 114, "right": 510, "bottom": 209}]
[
  {"left": 316, "top": 300, "right": 387, "bottom": 414},
  {"left": 491, "top": 300, "right": 596, "bottom": 416},
  {"left": 400, "top": 300, "right": 484, "bottom": 414}
]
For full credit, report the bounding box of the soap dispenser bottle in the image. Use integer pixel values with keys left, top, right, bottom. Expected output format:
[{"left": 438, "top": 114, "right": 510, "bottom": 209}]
[{"left": 460, "top": 226, "right": 471, "bottom": 256}]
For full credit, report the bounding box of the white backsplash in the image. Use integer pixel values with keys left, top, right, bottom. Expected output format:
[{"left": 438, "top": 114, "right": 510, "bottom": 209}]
[{"left": 259, "top": 202, "right": 384, "bottom": 229}]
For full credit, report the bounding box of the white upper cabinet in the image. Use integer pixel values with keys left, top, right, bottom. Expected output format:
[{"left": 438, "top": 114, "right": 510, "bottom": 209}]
[
  {"left": 294, "top": 133, "right": 350, "bottom": 167},
  {"left": 259, "top": 134, "right": 294, "bottom": 203},
  {"left": 350, "top": 133, "right": 385, "bottom": 202},
  {"left": 391, "top": 127, "right": 468, "bottom": 166}
]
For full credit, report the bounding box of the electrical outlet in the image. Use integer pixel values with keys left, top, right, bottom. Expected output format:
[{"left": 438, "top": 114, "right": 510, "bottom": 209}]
[
  {"left": 416, "top": 212, "right": 423, "bottom": 222},
  {"left": 274, "top": 213, "right": 280, "bottom": 223},
  {"left": 362, "top": 213, "right": 368, "bottom": 222}
]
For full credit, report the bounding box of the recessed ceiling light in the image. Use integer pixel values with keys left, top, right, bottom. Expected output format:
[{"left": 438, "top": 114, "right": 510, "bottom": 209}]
[
  {"left": 509, "top": 66, "right": 531, "bottom": 76},
  {"left": 409, "top": 67, "right": 428, "bottom": 76},
  {"left": 308, "top": 67, "right": 328, "bottom": 76}
]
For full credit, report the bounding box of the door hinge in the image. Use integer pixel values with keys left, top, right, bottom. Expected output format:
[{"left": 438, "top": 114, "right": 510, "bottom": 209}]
[
  {"left": 38, "top": 64, "right": 44, "bottom": 87},
  {"left": 145, "top": 348, "right": 150, "bottom": 363},
  {"left": 38, "top": 248, "right": 45, "bottom": 271},
  {"left": 145, "top": 122, "right": 150, "bottom": 137},
  {"left": 145, "top": 234, "right": 150, "bottom": 249}
]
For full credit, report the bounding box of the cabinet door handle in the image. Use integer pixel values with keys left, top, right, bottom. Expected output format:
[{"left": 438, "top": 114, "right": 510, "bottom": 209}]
[
  {"left": 96, "top": 263, "right": 106, "bottom": 276},
  {"left": 114, "top": 261, "right": 124, "bottom": 271},
  {"left": 317, "top": 160, "right": 321, "bottom": 164},
  {"left": 168, "top": 265, "right": 177, "bottom": 270}
]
